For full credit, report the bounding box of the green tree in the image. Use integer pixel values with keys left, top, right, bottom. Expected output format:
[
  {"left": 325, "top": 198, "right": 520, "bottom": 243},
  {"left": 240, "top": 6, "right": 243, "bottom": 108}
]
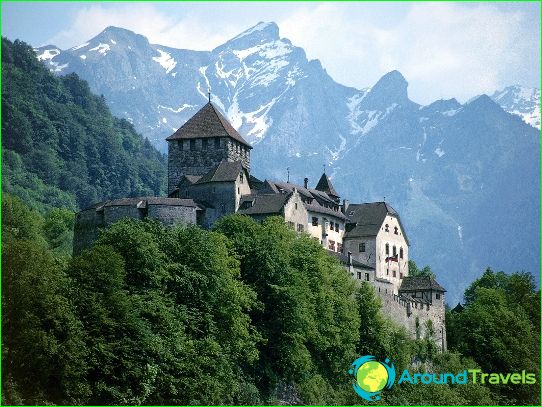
[
  {"left": 2, "top": 240, "right": 89, "bottom": 404},
  {"left": 449, "top": 284, "right": 539, "bottom": 405},
  {"left": 408, "top": 259, "right": 436, "bottom": 278},
  {"left": 214, "top": 215, "right": 360, "bottom": 404}
]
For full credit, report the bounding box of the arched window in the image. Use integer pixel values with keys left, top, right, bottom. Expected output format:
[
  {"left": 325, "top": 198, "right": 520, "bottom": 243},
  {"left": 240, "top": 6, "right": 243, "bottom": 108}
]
[
  {"left": 394, "top": 226, "right": 398, "bottom": 235},
  {"left": 393, "top": 246, "right": 397, "bottom": 257},
  {"left": 400, "top": 247, "right": 404, "bottom": 259},
  {"left": 385, "top": 224, "right": 389, "bottom": 232},
  {"left": 385, "top": 243, "right": 389, "bottom": 255}
]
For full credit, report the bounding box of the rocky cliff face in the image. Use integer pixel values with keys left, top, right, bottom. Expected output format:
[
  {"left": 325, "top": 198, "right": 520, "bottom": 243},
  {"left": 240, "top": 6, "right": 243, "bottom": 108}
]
[{"left": 34, "top": 22, "right": 540, "bottom": 302}]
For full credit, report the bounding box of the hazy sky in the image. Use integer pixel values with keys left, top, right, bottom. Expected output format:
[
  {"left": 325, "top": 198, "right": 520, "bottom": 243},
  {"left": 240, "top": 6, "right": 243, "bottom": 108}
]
[{"left": 3, "top": 1, "right": 540, "bottom": 104}]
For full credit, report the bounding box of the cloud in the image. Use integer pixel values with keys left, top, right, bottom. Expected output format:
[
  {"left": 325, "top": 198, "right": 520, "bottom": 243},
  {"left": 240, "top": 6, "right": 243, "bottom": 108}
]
[
  {"left": 47, "top": 4, "right": 242, "bottom": 51},
  {"left": 278, "top": 2, "right": 539, "bottom": 104}
]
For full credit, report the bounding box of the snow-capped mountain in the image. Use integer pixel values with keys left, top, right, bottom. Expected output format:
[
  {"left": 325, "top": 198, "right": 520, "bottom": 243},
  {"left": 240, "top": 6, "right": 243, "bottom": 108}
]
[
  {"left": 33, "top": 23, "right": 539, "bottom": 302},
  {"left": 491, "top": 85, "right": 540, "bottom": 129}
]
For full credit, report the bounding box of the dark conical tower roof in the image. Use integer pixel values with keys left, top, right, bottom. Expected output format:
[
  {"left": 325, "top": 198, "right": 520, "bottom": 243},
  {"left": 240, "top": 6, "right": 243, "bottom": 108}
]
[
  {"left": 315, "top": 172, "right": 339, "bottom": 198},
  {"left": 166, "top": 102, "right": 252, "bottom": 148}
]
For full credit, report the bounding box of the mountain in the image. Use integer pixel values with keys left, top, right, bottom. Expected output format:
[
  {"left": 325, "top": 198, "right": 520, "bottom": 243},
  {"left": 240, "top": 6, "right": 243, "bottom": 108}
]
[
  {"left": 31, "top": 23, "right": 539, "bottom": 302},
  {"left": 3, "top": 38, "right": 166, "bottom": 212},
  {"left": 490, "top": 85, "right": 540, "bottom": 129}
]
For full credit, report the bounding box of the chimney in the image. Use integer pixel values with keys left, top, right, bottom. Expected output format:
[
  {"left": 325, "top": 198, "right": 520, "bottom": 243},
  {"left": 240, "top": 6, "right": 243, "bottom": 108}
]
[
  {"left": 304, "top": 177, "right": 308, "bottom": 189},
  {"left": 342, "top": 199, "right": 349, "bottom": 213},
  {"left": 347, "top": 251, "right": 352, "bottom": 266}
]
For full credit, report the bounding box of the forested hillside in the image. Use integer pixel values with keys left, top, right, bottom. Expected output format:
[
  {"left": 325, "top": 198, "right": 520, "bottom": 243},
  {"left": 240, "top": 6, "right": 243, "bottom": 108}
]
[
  {"left": 2, "top": 194, "right": 539, "bottom": 405},
  {"left": 2, "top": 38, "right": 166, "bottom": 212}
]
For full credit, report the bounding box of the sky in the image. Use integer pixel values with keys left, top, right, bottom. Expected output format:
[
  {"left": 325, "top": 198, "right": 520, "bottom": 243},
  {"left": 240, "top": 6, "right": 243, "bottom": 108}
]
[{"left": 2, "top": 1, "right": 540, "bottom": 104}]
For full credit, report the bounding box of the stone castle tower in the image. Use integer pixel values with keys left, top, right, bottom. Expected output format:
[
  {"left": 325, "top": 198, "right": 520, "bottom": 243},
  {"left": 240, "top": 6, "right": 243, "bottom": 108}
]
[{"left": 166, "top": 102, "right": 252, "bottom": 194}]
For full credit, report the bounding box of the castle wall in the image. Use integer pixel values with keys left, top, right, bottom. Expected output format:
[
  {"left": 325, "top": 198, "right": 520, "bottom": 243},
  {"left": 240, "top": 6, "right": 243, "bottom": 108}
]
[
  {"left": 226, "top": 140, "right": 251, "bottom": 171},
  {"left": 187, "top": 182, "right": 237, "bottom": 228},
  {"left": 283, "top": 191, "right": 308, "bottom": 231},
  {"left": 168, "top": 138, "right": 229, "bottom": 193},
  {"left": 147, "top": 204, "right": 197, "bottom": 226},
  {"left": 307, "top": 212, "right": 345, "bottom": 252},
  {"left": 375, "top": 215, "right": 409, "bottom": 292},
  {"left": 73, "top": 201, "right": 198, "bottom": 255},
  {"left": 377, "top": 290, "right": 446, "bottom": 351},
  {"left": 344, "top": 237, "right": 377, "bottom": 268}
]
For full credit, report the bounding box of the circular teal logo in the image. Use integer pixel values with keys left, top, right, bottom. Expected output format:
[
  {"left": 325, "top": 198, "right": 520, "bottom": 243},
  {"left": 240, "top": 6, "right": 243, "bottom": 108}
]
[{"left": 349, "top": 355, "right": 396, "bottom": 401}]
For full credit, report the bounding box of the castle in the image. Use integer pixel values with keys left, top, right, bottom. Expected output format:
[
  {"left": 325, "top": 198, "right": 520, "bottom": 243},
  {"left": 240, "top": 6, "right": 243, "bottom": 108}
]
[{"left": 74, "top": 102, "right": 446, "bottom": 350}]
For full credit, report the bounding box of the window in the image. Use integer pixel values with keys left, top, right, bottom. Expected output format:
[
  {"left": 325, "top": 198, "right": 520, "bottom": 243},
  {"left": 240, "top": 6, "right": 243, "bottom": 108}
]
[
  {"left": 337, "top": 243, "right": 343, "bottom": 253},
  {"left": 400, "top": 247, "right": 404, "bottom": 259},
  {"left": 295, "top": 203, "right": 298, "bottom": 210},
  {"left": 287, "top": 221, "right": 294, "bottom": 229},
  {"left": 312, "top": 217, "right": 319, "bottom": 226},
  {"left": 202, "top": 138, "right": 208, "bottom": 149},
  {"left": 237, "top": 187, "right": 240, "bottom": 194},
  {"left": 365, "top": 273, "right": 370, "bottom": 281},
  {"left": 394, "top": 226, "right": 399, "bottom": 235},
  {"left": 297, "top": 224, "right": 304, "bottom": 232},
  {"left": 400, "top": 272, "right": 403, "bottom": 279},
  {"left": 385, "top": 224, "right": 389, "bottom": 232},
  {"left": 436, "top": 293, "right": 441, "bottom": 300},
  {"left": 330, "top": 221, "right": 334, "bottom": 230},
  {"left": 393, "top": 270, "right": 396, "bottom": 278},
  {"left": 240, "top": 172, "right": 244, "bottom": 183},
  {"left": 393, "top": 246, "right": 397, "bottom": 257},
  {"left": 357, "top": 272, "right": 362, "bottom": 280},
  {"left": 386, "top": 268, "right": 389, "bottom": 275},
  {"left": 385, "top": 243, "right": 389, "bottom": 255},
  {"left": 214, "top": 138, "right": 220, "bottom": 149},
  {"left": 359, "top": 242, "right": 366, "bottom": 252},
  {"left": 190, "top": 139, "right": 196, "bottom": 150},
  {"left": 334, "top": 222, "right": 339, "bottom": 232},
  {"left": 328, "top": 240, "right": 336, "bottom": 251}
]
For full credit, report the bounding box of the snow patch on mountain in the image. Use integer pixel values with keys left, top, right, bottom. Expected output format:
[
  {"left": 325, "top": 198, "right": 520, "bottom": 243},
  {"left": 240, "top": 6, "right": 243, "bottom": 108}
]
[
  {"left": 491, "top": 85, "right": 540, "bottom": 129},
  {"left": 434, "top": 147, "right": 445, "bottom": 157},
  {"left": 152, "top": 49, "right": 177, "bottom": 74},
  {"left": 71, "top": 42, "right": 89, "bottom": 51},
  {"left": 89, "top": 43, "right": 110, "bottom": 55},
  {"left": 37, "top": 48, "right": 60, "bottom": 61}
]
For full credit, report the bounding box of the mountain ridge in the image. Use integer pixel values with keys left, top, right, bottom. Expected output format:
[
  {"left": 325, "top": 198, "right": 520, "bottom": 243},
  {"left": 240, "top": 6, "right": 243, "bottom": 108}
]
[{"left": 30, "top": 23, "right": 540, "bottom": 302}]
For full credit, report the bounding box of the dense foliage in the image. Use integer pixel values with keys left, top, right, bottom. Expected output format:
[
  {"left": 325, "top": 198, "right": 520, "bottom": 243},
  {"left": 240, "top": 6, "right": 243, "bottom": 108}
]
[
  {"left": 2, "top": 38, "right": 166, "bottom": 212},
  {"left": 4, "top": 196, "right": 537, "bottom": 405},
  {"left": 447, "top": 268, "right": 540, "bottom": 405}
]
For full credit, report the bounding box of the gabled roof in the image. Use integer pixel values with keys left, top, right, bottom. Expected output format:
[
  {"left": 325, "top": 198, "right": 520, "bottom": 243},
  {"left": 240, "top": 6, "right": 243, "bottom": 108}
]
[
  {"left": 195, "top": 161, "right": 245, "bottom": 184},
  {"left": 166, "top": 102, "right": 252, "bottom": 148},
  {"left": 315, "top": 173, "right": 339, "bottom": 198},
  {"left": 399, "top": 276, "right": 446, "bottom": 292},
  {"left": 305, "top": 202, "right": 348, "bottom": 220},
  {"left": 183, "top": 175, "right": 202, "bottom": 184},
  {"left": 237, "top": 193, "right": 291, "bottom": 215},
  {"left": 344, "top": 201, "right": 409, "bottom": 245}
]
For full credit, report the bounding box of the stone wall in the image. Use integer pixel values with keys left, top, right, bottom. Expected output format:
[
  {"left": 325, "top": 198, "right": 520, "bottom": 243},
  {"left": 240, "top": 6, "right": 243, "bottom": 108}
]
[
  {"left": 73, "top": 199, "right": 198, "bottom": 254},
  {"left": 226, "top": 140, "right": 251, "bottom": 171},
  {"left": 168, "top": 138, "right": 251, "bottom": 194},
  {"left": 168, "top": 138, "right": 229, "bottom": 193},
  {"left": 377, "top": 290, "right": 447, "bottom": 351},
  {"left": 187, "top": 182, "right": 237, "bottom": 228}
]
